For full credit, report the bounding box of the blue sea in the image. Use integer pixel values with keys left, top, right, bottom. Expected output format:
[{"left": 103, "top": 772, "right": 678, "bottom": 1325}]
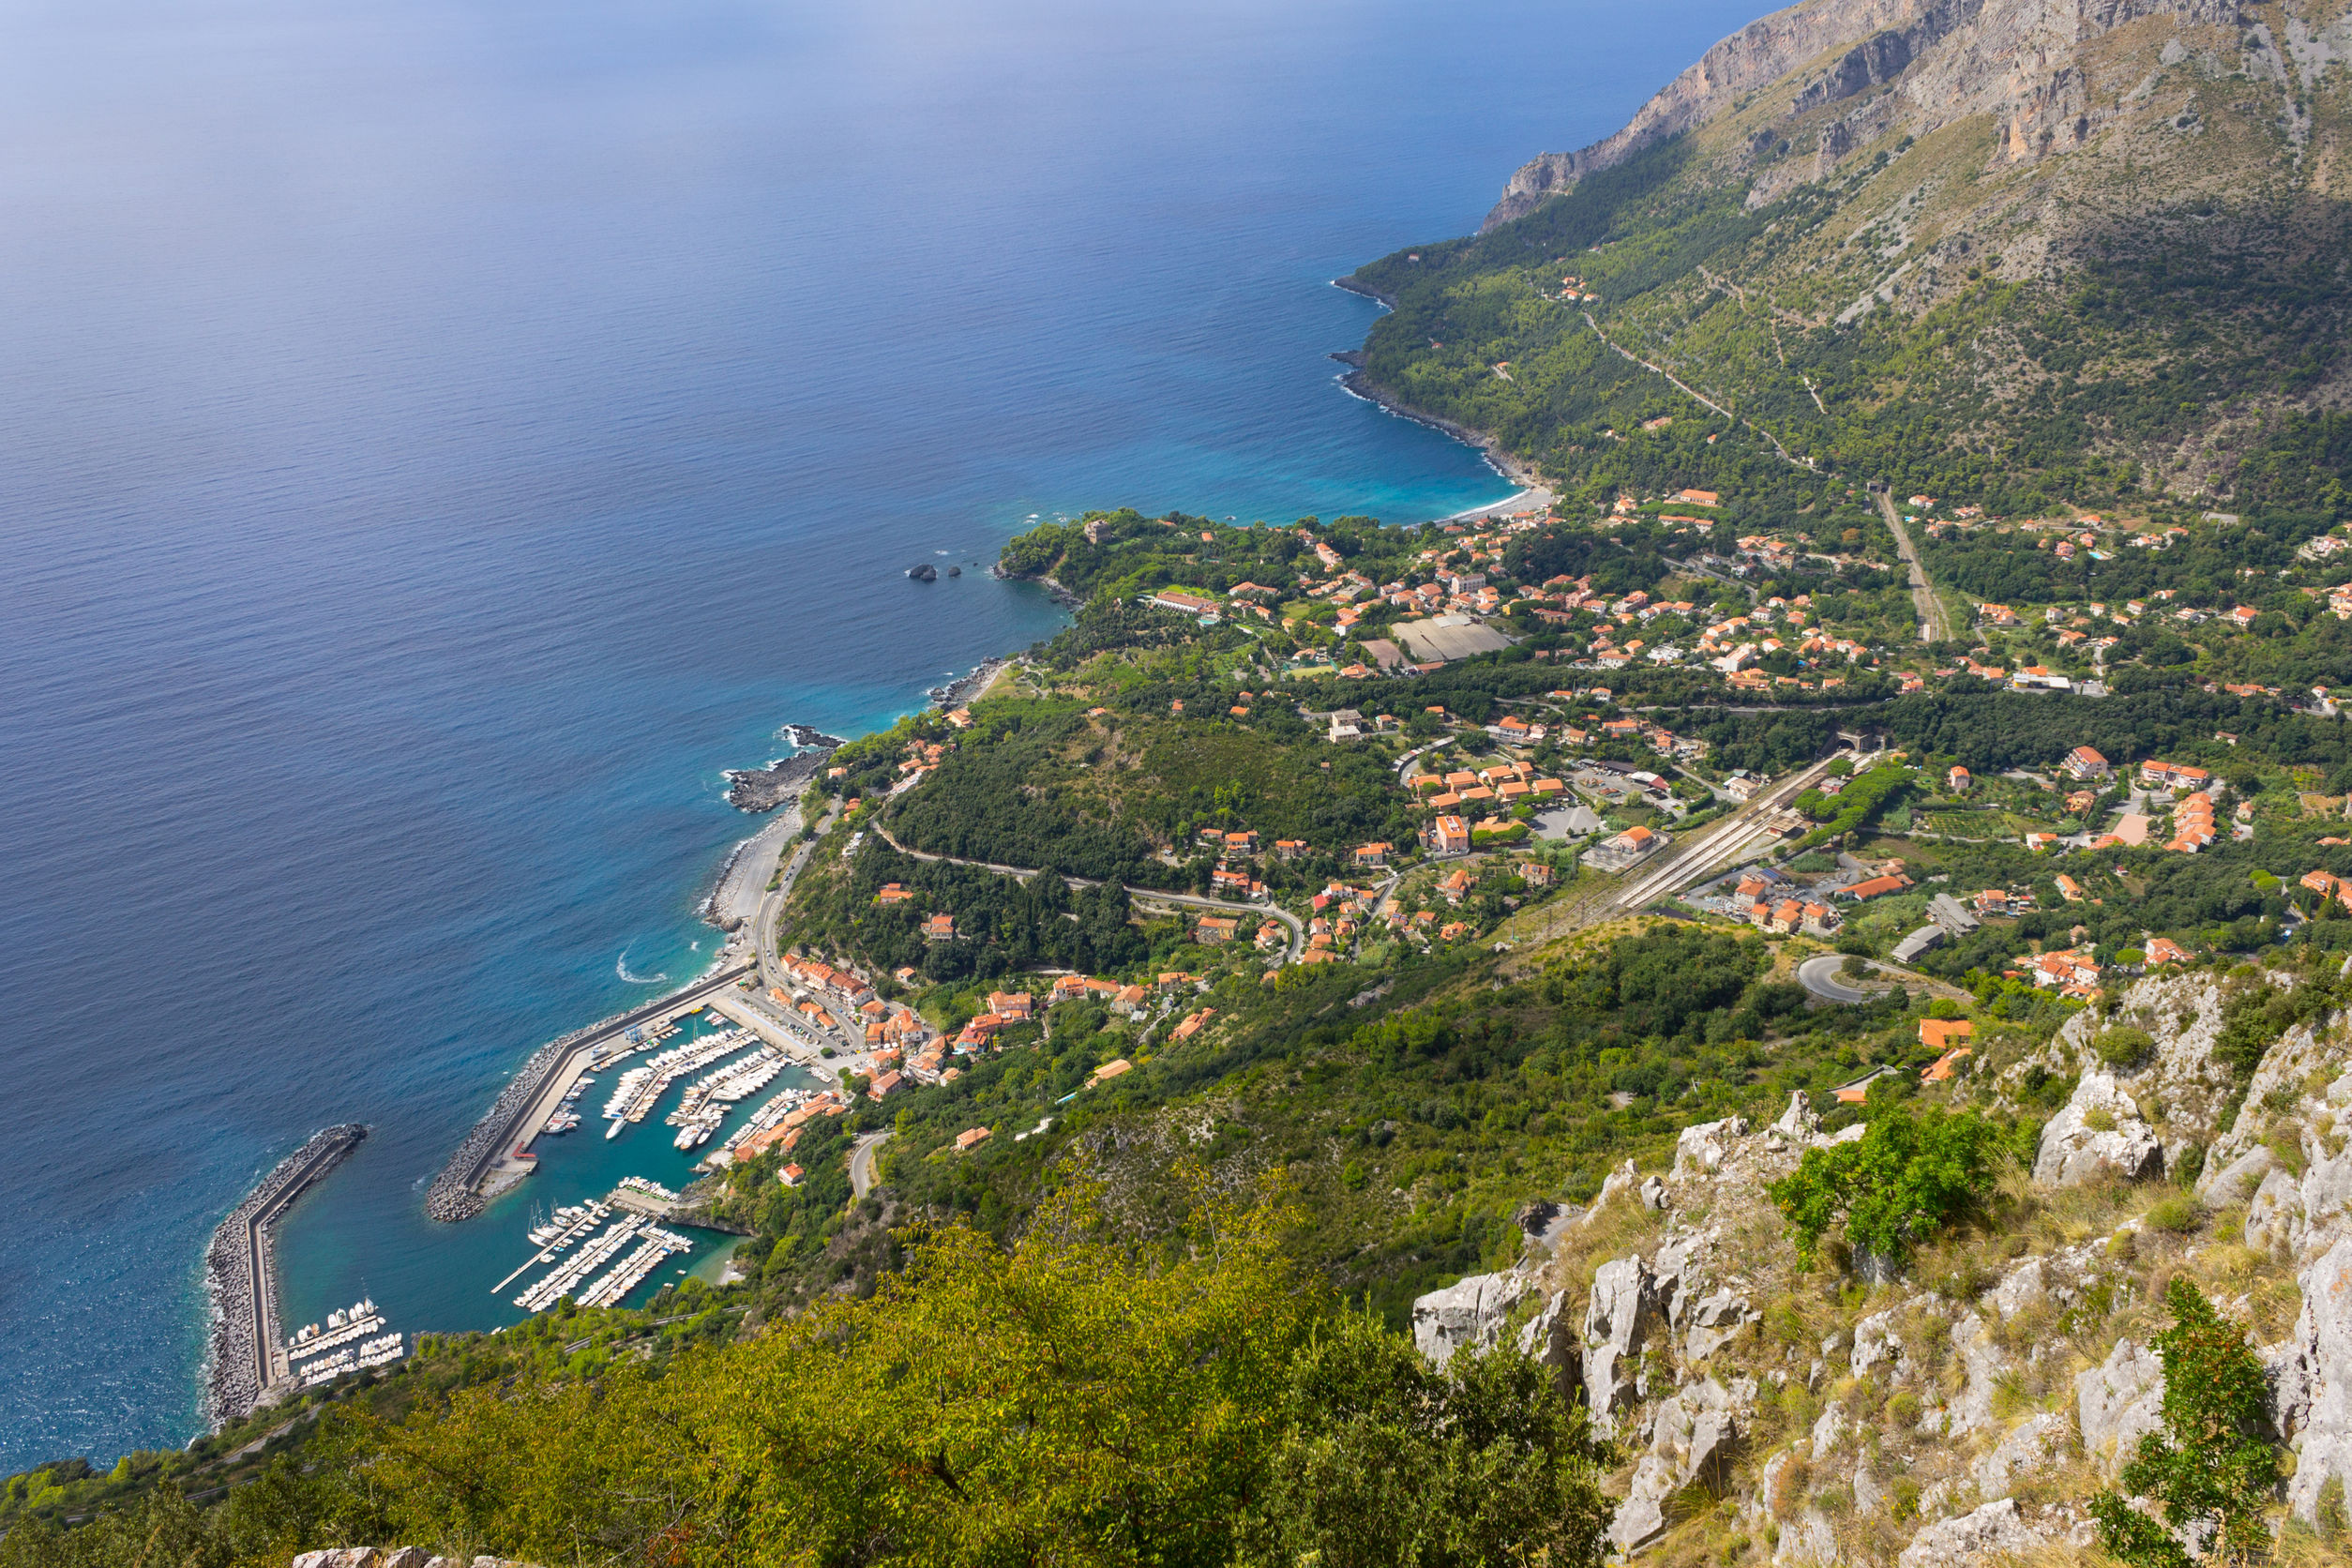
[{"left": 0, "top": 0, "right": 1767, "bottom": 1470}]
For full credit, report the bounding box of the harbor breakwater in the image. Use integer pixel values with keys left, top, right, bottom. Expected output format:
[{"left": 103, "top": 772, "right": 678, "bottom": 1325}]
[
  {"left": 422, "top": 965, "right": 755, "bottom": 1223},
  {"left": 204, "top": 1124, "right": 367, "bottom": 1426}
]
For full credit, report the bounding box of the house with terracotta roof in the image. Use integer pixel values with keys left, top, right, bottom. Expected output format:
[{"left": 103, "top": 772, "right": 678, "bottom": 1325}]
[
  {"left": 2064, "top": 746, "right": 2109, "bottom": 780},
  {"left": 955, "top": 1126, "right": 992, "bottom": 1152},
  {"left": 922, "top": 913, "right": 957, "bottom": 941},
  {"left": 2143, "top": 936, "right": 2192, "bottom": 966},
  {"left": 1919, "top": 1018, "right": 1974, "bottom": 1052},
  {"left": 867, "top": 1070, "right": 905, "bottom": 1102},
  {"left": 1426, "top": 814, "right": 1470, "bottom": 855},
  {"left": 2139, "top": 760, "right": 2211, "bottom": 792},
  {"left": 1586, "top": 824, "right": 1664, "bottom": 872},
  {"left": 1194, "top": 915, "right": 1240, "bottom": 944},
  {"left": 1838, "top": 872, "right": 1911, "bottom": 901},
  {"left": 1169, "top": 1008, "right": 1216, "bottom": 1042}
]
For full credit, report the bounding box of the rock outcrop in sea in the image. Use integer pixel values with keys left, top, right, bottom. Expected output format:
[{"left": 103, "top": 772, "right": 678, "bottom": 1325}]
[{"left": 723, "top": 725, "right": 842, "bottom": 813}]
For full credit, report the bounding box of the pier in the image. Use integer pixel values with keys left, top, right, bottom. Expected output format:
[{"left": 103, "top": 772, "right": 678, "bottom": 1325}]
[
  {"left": 424, "top": 963, "right": 754, "bottom": 1221},
  {"left": 203, "top": 1123, "right": 367, "bottom": 1425}
]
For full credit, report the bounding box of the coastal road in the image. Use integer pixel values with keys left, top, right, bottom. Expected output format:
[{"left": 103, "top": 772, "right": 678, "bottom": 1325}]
[
  {"left": 869, "top": 821, "right": 1307, "bottom": 963},
  {"left": 1873, "top": 485, "right": 1954, "bottom": 643},
  {"left": 754, "top": 801, "right": 840, "bottom": 996},
  {"left": 849, "top": 1131, "right": 893, "bottom": 1199}
]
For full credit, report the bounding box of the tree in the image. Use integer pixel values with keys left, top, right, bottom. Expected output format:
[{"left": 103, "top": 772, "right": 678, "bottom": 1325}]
[
  {"left": 1767, "top": 1105, "right": 2003, "bottom": 1269},
  {"left": 1237, "top": 1313, "right": 1613, "bottom": 1568},
  {"left": 2091, "top": 1278, "right": 2279, "bottom": 1568}
]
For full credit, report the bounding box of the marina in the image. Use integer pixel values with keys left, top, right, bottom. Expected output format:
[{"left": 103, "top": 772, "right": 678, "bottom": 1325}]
[
  {"left": 599, "top": 1026, "right": 759, "bottom": 1137},
  {"left": 425, "top": 965, "right": 756, "bottom": 1221},
  {"left": 296, "top": 1332, "right": 406, "bottom": 1388},
  {"left": 489, "top": 1199, "right": 614, "bottom": 1293},
  {"left": 516, "top": 1216, "right": 645, "bottom": 1312},
  {"left": 576, "top": 1227, "right": 695, "bottom": 1307}
]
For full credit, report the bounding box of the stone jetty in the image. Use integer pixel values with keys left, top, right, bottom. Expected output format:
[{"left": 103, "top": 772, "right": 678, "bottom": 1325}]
[{"left": 204, "top": 1123, "right": 366, "bottom": 1425}]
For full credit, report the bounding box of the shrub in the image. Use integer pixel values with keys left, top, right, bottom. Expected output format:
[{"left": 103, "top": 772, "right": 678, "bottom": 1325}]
[
  {"left": 2096, "top": 1026, "right": 2156, "bottom": 1070},
  {"left": 2085, "top": 1108, "right": 2118, "bottom": 1132},
  {"left": 2145, "top": 1196, "right": 2204, "bottom": 1234},
  {"left": 2093, "top": 1278, "right": 2280, "bottom": 1567},
  {"left": 1767, "top": 1106, "right": 2006, "bottom": 1270}
]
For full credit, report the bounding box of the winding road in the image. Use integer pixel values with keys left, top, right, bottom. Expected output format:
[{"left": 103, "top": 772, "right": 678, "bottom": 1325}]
[
  {"left": 867, "top": 821, "right": 1305, "bottom": 963},
  {"left": 849, "top": 1130, "right": 893, "bottom": 1199},
  {"left": 1796, "top": 954, "right": 1871, "bottom": 1003}
]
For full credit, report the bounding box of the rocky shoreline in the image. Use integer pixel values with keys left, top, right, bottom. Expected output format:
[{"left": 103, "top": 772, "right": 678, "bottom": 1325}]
[
  {"left": 723, "top": 725, "right": 843, "bottom": 813},
  {"left": 1327, "top": 275, "right": 1552, "bottom": 506},
  {"left": 1330, "top": 354, "right": 1549, "bottom": 496},
  {"left": 928, "top": 656, "right": 1012, "bottom": 709},
  {"left": 204, "top": 1124, "right": 367, "bottom": 1426}
]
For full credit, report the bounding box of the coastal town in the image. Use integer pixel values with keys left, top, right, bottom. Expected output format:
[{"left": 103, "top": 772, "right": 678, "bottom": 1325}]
[{"left": 203, "top": 482, "right": 2352, "bottom": 1431}]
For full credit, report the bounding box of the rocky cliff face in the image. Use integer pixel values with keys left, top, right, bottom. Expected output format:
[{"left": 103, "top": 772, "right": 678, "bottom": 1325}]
[
  {"left": 1485, "top": 0, "right": 2253, "bottom": 228},
  {"left": 1409, "top": 965, "right": 2352, "bottom": 1560}
]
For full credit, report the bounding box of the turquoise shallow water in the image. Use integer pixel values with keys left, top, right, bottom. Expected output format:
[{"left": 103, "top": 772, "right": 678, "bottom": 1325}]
[{"left": 0, "top": 0, "right": 1768, "bottom": 1470}]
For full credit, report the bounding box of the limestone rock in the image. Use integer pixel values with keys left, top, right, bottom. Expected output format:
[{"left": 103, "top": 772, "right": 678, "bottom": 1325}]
[
  {"left": 2195, "top": 1143, "right": 2273, "bottom": 1207},
  {"left": 1810, "top": 1400, "right": 1845, "bottom": 1459},
  {"left": 1850, "top": 1308, "right": 1902, "bottom": 1377},
  {"left": 1639, "top": 1174, "right": 1668, "bottom": 1212},
  {"left": 1774, "top": 1507, "right": 1839, "bottom": 1565},
  {"left": 1896, "top": 1498, "right": 2040, "bottom": 1568},
  {"left": 2281, "top": 1233, "right": 2352, "bottom": 1524},
  {"left": 1410, "top": 1271, "right": 1525, "bottom": 1367},
  {"left": 1924, "top": 1312, "right": 2006, "bottom": 1437},
  {"left": 1587, "top": 1158, "right": 1638, "bottom": 1220},
  {"left": 1772, "top": 1089, "right": 1818, "bottom": 1142},
  {"left": 1583, "top": 1255, "right": 1672, "bottom": 1431},
  {"left": 2248, "top": 1164, "right": 2303, "bottom": 1252},
  {"left": 1983, "top": 1258, "right": 2045, "bottom": 1319},
  {"left": 2076, "top": 1336, "right": 2164, "bottom": 1478},
  {"left": 1608, "top": 1376, "right": 1743, "bottom": 1551},
  {"left": 1852, "top": 1461, "right": 1885, "bottom": 1516},
  {"left": 1971, "top": 1410, "right": 2068, "bottom": 1499},
  {"left": 1515, "top": 1289, "right": 1580, "bottom": 1400},
  {"left": 1685, "top": 1286, "right": 1758, "bottom": 1363},
  {"left": 2034, "top": 1072, "right": 2164, "bottom": 1187},
  {"left": 1676, "top": 1115, "right": 1749, "bottom": 1173}
]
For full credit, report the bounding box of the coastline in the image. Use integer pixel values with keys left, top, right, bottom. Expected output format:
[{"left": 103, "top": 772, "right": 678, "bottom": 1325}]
[
  {"left": 1333, "top": 360, "right": 1554, "bottom": 514},
  {"left": 205, "top": 293, "right": 1528, "bottom": 1420},
  {"left": 419, "top": 964, "right": 754, "bottom": 1223},
  {"left": 1329, "top": 276, "right": 1556, "bottom": 520}
]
